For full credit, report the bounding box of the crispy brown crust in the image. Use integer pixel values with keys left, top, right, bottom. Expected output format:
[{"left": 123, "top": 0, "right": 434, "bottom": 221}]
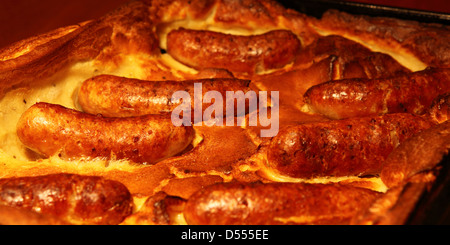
[
  {"left": 184, "top": 182, "right": 380, "bottom": 225},
  {"left": 78, "top": 75, "right": 254, "bottom": 118},
  {"left": 381, "top": 121, "right": 450, "bottom": 188},
  {"left": 267, "top": 113, "right": 434, "bottom": 179},
  {"left": 16, "top": 102, "right": 195, "bottom": 164},
  {"left": 304, "top": 68, "right": 450, "bottom": 119},
  {"left": 167, "top": 126, "right": 258, "bottom": 173},
  {"left": 0, "top": 0, "right": 449, "bottom": 225},
  {"left": 427, "top": 92, "right": 450, "bottom": 124},
  {"left": 0, "top": 1, "right": 160, "bottom": 99},
  {"left": 0, "top": 173, "right": 133, "bottom": 225},
  {"left": 0, "top": 20, "right": 112, "bottom": 98},
  {"left": 314, "top": 9, "right": 450, "bottom": 68},
  {"left": 162, "top": 175, "right": 224, "bottom": 199},
  {"left": 167, "top": 28, "right": 301, "bottom": 74},
  {"left": 351, "top": 182, "right": 430, "bottom": 225},
  {"left": 0, "top": 24, "right": 83, "bottom": 62}
]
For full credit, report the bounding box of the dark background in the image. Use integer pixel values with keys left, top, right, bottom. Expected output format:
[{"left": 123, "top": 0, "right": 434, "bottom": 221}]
[{"left": 0, "top": 0, "right": 449, "bottom": 49}]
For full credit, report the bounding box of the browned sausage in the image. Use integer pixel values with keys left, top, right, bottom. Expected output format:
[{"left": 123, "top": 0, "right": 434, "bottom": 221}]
[
  {"left": 183, "top": 182, "right": 380, "bottom": 225},
  {"left": 0, "top": 173, "right": 133, "bottom": 225},
  {"left": 166, "top": 28, "right": 301, "bottom": 73},
  {"left": 304, "top": 67, "right": 450, "bottom": 119},
  {"left": 267, "top": 113, "right": 434, "bottom": 179},
  {"left": 16, "top": 102, "right": 194, "bottom": 164},
  {"left": 78, "top": 74, "right": 255, "bottom": 119}
]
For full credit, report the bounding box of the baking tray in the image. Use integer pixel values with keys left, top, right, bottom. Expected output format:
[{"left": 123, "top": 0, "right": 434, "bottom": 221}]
[{"left": 275, "top": 0, "right": 450, "bottom": 225}]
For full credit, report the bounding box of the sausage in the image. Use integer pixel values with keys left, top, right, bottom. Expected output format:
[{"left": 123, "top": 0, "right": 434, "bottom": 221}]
[
  {"left": 304, "top": 67, "right": 450, "bottom": 119},
  {"left": 267, "top": 113, "right": 434, "bottom": 179},
  {"left": 166, "top": 28, "right": 301, "bottom": 73},
  {"left": 426, "top": 92, "right": 450, "bottom": 124},
  {"left": 16, "top": 102, "right": 194, "bottom": 164},
  {"left": 78, "top": 74, "right": 254, "bottom": 119},
  {"left": 0, "top": 173, "right": 133, "bottom": 225},
  {"left": 183, "top": 182, "right": 380, "bottom": 225}
]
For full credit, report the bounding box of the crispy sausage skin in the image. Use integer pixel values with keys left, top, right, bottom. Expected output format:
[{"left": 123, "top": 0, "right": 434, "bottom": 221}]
[
  {"left": 78, "top": 75, "right": 254, "bottom": 118},
  {"left": 183, "top": 182, "right": 379, "bottom": 225},
  {"left": 267, "top": 113, "right": 434, "bottom": 179},
  {"left": 0, "top": 173, "right": 133, "bottom": 225},
  {"left": 304, "top": 68, "right": 450, "bottom": 119},
  {"left": 166, "top": 28, "right": 301, "bottom": 73},
  {"left": 16, "top": 102, "right": 194, "bottom": 164}
]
